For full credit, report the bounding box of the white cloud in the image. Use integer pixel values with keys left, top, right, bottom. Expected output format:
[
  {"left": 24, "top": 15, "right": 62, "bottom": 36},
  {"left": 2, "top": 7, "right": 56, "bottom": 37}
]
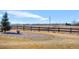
[
  {"left": 75, "top": 19, "right": 79, "bottom": 23},
  {"left": 0, "top": 14, "right": 2, "bottom": 17},
  {"left": 6, "top": 11, "right": 48, "bottom": 20}
]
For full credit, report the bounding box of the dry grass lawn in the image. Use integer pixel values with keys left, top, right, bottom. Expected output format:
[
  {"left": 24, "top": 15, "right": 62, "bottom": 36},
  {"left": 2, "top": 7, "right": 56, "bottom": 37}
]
[{"left": 0, "top": 30, "right": 79, "bottom": 49}]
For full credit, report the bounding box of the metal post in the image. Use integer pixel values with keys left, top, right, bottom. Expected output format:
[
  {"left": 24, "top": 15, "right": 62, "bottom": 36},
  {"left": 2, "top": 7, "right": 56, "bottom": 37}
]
[
  {"left": 48, "top": 16, "right": 51, "bottom": 32},
  {"left": 49, "top": 16, "right": 51, "bottom": 27}
]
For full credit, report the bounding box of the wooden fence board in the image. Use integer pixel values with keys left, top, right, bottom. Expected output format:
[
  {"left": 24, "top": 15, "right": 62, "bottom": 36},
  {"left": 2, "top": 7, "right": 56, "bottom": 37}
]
[{"left": 11, "top": 26, "right": 79, "bottom": 33}]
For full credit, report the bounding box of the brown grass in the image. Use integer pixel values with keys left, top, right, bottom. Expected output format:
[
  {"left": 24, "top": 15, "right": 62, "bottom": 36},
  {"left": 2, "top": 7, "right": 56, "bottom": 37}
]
[{"left": 0, "top": 30, "right": 79, "bottom": 49}]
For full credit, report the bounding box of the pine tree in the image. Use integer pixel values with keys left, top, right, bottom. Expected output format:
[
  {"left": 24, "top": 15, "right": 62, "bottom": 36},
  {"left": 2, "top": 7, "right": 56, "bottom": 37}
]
[{"left": 1, "top": 12, "right": 11, "bottom": 33}]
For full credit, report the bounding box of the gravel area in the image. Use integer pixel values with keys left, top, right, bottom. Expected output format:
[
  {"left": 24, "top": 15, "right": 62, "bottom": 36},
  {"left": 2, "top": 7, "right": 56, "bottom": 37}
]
[{"left": 0, "top": 32, "right": 51, "bottom": 39}]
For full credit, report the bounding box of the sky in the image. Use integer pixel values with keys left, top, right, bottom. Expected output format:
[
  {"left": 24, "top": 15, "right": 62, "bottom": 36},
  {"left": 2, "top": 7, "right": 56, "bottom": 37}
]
[{"left": 0, "top": 10, "right": 79, "bottom": 24}]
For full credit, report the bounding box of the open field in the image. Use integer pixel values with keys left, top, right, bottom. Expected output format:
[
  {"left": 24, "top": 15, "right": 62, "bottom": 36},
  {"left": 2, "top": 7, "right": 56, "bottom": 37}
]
[{"left": 0, "top": 30, "right": 79, "bottom": 49}]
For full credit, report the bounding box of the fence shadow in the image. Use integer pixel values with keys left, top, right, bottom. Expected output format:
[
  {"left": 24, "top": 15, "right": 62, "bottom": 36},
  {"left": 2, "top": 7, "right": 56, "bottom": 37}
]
[{"left": 4, "top": 32, "right": 21, "bottom": 35}]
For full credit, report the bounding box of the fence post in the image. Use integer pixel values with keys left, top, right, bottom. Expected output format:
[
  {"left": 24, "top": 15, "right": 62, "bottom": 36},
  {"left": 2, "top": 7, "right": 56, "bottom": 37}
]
[
  {"left": 23, "top": 24, "right": 25, "bottom": 30},
  {"left": 16, "top": 25, "right": 18, "bottom": 30},
  {"left": 58, "top": 27, "right": 60, "bottom": 32},
  {"left": 30, "top": 26, "right": 32, "bottom": 31},
  {"left": 48, "top": 27, "right": 49, "bottom": 32},
  {"left": 70, "top": 28, "right": 72, "bottom": 33},
  {"left": 38, "top": 27, "right": 40, "bottom": 31}
]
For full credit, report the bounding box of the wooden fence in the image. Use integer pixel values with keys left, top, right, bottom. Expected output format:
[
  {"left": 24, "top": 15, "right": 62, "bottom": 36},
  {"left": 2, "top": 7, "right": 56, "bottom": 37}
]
[{"left": 11, "top": 25, "right": 79, "bottom": 33}]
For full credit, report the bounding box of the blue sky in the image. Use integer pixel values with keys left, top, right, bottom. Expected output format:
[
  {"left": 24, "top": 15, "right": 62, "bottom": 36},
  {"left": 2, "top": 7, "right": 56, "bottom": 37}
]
[{"left": 0, "top": 10, "right": 79, "bottom": 24}]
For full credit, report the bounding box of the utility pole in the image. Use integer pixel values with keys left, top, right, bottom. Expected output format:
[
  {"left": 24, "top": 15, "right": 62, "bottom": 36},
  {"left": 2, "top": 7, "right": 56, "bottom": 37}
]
[{"left": 49, "top": 16, "right": 51, "bottom": 27}]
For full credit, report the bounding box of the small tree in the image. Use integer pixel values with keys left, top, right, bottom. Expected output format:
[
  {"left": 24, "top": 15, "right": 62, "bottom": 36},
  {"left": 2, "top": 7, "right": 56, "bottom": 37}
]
[{"left": 1, "top": 12, "right": 11, "bottom": 33}]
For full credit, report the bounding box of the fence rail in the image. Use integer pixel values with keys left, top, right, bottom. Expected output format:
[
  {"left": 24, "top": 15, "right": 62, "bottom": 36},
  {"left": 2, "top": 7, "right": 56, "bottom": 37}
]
[{"left": 11, "top": 25, "right": 79, "bottom": 33}]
